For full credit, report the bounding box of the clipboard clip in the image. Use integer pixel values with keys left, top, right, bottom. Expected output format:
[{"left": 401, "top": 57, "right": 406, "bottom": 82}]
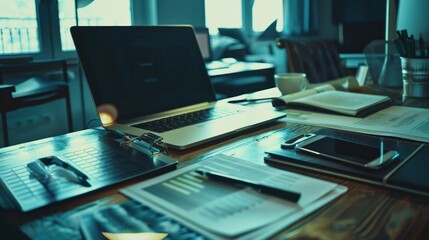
[{"left": 108, "top": 129, "right": 167, "bottom": 155}]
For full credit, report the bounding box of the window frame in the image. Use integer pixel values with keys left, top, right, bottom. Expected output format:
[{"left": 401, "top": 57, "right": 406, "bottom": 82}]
[
  {"left": 0, "top": 0, "right": 45, "bottom": 59},
  {"left": 204, "top": 0, "right": 283, "bottom": 38},
  {"left": 2, "top": 0, "right": 285, "bottom": 60},
  {"left": 0, "top": 0, "right": 136, "bottom": 60}
]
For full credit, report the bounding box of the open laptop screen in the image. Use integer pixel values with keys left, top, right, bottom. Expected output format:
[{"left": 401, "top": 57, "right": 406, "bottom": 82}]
[{"left": 71, "top": 26, "right": 216, "bottom": 122}]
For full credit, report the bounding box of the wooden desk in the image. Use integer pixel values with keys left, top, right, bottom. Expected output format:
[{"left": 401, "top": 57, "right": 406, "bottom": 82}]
[
  {"left": 208, "top": 62, "right": 275, "bottom": 98},
  {"left": 207, "top": 62, "right": 274, "bottom": 79},
  {"left": 3, "top": 90, "right": 429, "bottom": 239}
]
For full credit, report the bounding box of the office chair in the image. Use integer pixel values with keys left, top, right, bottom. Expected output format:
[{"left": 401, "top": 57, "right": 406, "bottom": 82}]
[
  {"left": 276, "top": 39, "right": 348, "bottom": 83},
  {"left": 0, "top": 59, "right": 73, "bottom": 146}
]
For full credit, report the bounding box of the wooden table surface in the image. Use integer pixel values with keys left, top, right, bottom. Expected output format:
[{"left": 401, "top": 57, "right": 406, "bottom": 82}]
[
  {"left": 193, "top": 122, "right": 429, "bottom": 239},
  {"left": 3, "top": 88, "right": 429, "bottom": 239}
]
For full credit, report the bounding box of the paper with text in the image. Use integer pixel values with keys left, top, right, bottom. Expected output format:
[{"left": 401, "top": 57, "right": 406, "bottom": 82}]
[
  {"left": 121, "top": 154, "right": 346, "bottom": 239},
  {"left": 284, "top": 106, "right": 429, "bottom": 143}
]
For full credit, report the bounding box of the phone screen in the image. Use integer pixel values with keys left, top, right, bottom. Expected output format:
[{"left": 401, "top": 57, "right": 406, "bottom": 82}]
[{"left": 299, "top": 136, "right": 388, "bottom": 164}]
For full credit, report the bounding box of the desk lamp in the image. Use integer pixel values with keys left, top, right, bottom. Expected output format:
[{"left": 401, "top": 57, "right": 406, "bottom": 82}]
[
  {"left": 377, "top": 0, "right": 401, "bottom": 88},
  {"left": 396, "top": 0, "right": 429, "bottom": 41}
]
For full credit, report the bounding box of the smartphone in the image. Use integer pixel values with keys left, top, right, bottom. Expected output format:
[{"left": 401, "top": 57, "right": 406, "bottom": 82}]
[{"left": 295, "top": 135, "right": 399, "bottom": 169}]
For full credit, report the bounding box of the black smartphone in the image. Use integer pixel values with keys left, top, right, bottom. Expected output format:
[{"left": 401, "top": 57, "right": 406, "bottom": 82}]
[{"left": 295, "top": 135, "right": 399, "bottom": 169}]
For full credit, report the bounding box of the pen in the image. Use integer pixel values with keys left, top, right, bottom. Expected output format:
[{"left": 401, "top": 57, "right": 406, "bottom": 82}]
[
  {"left": 228, "top": 97, "right": 275, "bottom": 104},
  {"left": 50, "top": 156, "right": 91, "bottom": 187},
  {"left": 28, "top": 157, "right": 91, "bottom": 187},
  {"left": 393, "top": 38, "right": 406, "bottom": 57},
  {"left": 410, "top": 35, "right": 416, "bottom": 57},
  {"left": 27, "top": 160, "right": 57, "bottom": 196},
  {"left": 196, "top": 170, "right": 301, "bottom": 203},
  {"left": 401, "top": 29, "right": 408, "bottom": 40},
  {"left": 419, "top": 34, "right": 426, "bottom": 57},
  {"left": 27, "top": 160, "right": 54, "bottom": 183}
]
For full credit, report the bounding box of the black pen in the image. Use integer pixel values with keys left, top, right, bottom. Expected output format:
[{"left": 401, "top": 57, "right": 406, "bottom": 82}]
[
  {"left": 50, "top": 156, "right": 91, "bottom": 187},
  {"left": 228, "top": 97, "right": 275, "bottom": 104},
  {"left": 410, "top": 35, "right": 416, "bottom": 57},
  {"left": 419, "top": 34, "right": 426, "bottom": 57},
  {"left": 393, "top": 38, "right": 406, "bottom": 57},
  {"left": 196, "top": 170, "right": 301, "bottom": 203}
]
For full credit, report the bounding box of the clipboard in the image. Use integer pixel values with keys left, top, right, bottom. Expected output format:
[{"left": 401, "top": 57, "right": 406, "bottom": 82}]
[{"left": 0, "top": 128, "right": 177, "bottom": 212}]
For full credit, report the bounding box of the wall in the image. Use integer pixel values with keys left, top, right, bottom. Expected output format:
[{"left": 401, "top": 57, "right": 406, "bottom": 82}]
[
  {"left": 0, "top": 101, "right": 69, "bottom": 146},
  {"left": 317, "top": 0, "right": 338, "bottom": 40},
  {"left": 132, "top": 0, "right": 158, "bottom": 25},
  {"left": 397, "top": 0, "right": 429, "bottom": 39},
  {"left": 156, "top": 0, "right": 205, "bottom": 27}
]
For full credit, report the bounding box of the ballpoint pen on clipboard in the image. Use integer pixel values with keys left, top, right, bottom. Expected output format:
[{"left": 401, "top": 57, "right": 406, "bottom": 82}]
[
  {"left": 49, "top": 156, "right": 91, "bottom": 186},
  {"left": 27, "top": 156, "right": 91, "bottom": 187}
]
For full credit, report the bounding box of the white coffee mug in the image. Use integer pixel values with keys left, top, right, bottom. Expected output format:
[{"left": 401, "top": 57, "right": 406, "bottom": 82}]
[{"left": 274, "top": 73, "right": 309, "bottom": 95}]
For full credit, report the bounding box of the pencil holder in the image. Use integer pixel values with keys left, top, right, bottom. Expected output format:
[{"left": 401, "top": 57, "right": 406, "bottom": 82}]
[{"left": 400, "top": 57, "right": 429, "bottom": 98}]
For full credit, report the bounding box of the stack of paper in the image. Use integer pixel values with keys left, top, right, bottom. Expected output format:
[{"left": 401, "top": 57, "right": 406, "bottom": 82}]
[
  {"left": 121, "top": 154, "right": 347, "bottom": 239},
  {"left": 283, "top": 106, "right": 429, "bottom": 143}
]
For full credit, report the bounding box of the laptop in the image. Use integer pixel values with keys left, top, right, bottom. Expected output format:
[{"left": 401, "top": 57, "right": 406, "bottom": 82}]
[
  {"left": 71, "top": 25, "right": 286, "bottom": 150},
  {"left": 194, "top": 27, "right": 231, "bottom": 70}
]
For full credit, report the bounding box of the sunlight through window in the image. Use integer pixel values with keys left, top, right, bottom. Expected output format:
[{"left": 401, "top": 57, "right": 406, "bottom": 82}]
[
  {"left": 205, "top": 0, "right": 242, "bottom": 34},
  {"left": 252, "top": 0, "right": 283, "bottom": 32},
  {"left": 0, "top": 0, "right": 39, "bottom": 54},
  {"left": 58, "top": 0, "right": 131, "bottom": 51}
]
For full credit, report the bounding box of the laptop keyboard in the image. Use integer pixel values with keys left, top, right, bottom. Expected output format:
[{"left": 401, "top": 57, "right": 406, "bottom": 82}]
[{"left": 132, "top": 107, "right": 241, "bottom": 133}]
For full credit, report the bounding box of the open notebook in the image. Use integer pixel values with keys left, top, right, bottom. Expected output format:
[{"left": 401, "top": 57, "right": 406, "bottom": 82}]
[{"left": 71, "top": 26, "right": 285, "bottom": 150}]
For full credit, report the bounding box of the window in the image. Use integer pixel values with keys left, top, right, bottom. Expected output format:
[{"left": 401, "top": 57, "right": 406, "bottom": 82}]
[
  {"left": 205, "top": 0, "right": 242, "bottom": 34},
  {"left": 252, "top": 0, "right": 283, "bottom": 32},
  {"left": 58, "top": 0, "right": 132, "bottom": 52},
  {"left": 204, "top": 0, "right": 284, "bottom": 36},
  {"left": 58, "top": 0, "right": 76, "bottom": 52},
  {"left": 1, "top": 0, "right": 132, "bottom": 57},
  {"left": 0, "top": 0, "right": 39, "bottom": 54}
]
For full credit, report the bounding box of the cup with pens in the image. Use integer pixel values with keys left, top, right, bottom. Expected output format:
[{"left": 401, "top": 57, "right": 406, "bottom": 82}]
[{"left": 394, "top": 29, "right": 429, "bottom": 99}]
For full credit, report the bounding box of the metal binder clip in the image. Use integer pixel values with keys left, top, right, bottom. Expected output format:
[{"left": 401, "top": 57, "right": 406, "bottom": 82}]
[
  {"left": 281, "top": 133, "right": 315, "bottom": 148},
  {"left": 137, "top": 132, "right": 167, "bottom": 153},
  {"left": 108, "top": 129, "right": 167, "bottom": 155}
]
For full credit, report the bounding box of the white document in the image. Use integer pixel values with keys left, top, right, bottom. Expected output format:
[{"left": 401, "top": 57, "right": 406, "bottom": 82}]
[
  {"left": 121, "top": 154, "right": 346, "bottom": 239},
  {"left": 284, "top": 105, "right": 429, "bottom": 143}
]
